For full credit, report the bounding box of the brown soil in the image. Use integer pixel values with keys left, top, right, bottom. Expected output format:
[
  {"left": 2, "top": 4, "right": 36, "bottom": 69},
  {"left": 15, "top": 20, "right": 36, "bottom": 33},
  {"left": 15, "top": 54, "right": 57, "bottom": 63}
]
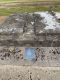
[{"left": 0, "top": 16, "right": 7, "bottom": 24}]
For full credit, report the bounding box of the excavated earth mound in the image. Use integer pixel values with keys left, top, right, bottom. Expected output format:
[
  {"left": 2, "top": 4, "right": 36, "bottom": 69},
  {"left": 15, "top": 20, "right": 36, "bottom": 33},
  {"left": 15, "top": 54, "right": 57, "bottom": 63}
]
[
  {"left": 0, "top": 12, "right": 60, "bottom": 66},
  {"left": 0, "top": 11, "right": 60, "bottom": 47},
  {"left": 0, "top": 12, "right": 60, "bottom": 80}
]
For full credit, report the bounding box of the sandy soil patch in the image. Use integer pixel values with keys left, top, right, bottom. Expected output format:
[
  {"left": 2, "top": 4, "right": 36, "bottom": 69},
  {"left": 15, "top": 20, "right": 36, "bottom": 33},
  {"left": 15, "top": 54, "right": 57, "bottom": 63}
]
[{"left": 0, "top": 16, "right": 7, "bottom": 24}]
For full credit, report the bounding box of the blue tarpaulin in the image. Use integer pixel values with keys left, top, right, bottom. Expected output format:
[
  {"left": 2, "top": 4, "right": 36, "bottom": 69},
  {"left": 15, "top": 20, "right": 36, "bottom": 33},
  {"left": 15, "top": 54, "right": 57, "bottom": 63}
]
[{"left": 24, "top": 48, "right": 36, "bottom": 60}]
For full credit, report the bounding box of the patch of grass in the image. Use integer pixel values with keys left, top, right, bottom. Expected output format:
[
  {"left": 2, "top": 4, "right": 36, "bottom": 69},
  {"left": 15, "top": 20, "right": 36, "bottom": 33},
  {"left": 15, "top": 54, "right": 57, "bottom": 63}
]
[
  {"left": 53, "top": 5, "right": 60, "bottom": 11},
  {"left": 0, "top": 6, "right": 48, "bottom": 15},
  {"left": 0, "top": 5, "right": 60, "bottom": 16}
]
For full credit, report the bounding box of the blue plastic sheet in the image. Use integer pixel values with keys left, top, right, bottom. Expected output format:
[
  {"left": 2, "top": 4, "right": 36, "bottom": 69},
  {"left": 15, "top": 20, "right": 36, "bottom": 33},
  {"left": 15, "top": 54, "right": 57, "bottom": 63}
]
[{"left": 24, "top": 48, "right": 36, "bottom": 60}]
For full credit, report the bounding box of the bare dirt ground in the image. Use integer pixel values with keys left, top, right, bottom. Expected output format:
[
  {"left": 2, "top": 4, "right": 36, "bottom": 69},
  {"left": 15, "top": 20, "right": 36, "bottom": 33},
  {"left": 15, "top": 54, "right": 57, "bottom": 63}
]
[
  {"left": 0, "top": 16, "right": 7, "bottom": 24},
  {"left": 0, "top": 65, "right": 60, "bottom": 80}
]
